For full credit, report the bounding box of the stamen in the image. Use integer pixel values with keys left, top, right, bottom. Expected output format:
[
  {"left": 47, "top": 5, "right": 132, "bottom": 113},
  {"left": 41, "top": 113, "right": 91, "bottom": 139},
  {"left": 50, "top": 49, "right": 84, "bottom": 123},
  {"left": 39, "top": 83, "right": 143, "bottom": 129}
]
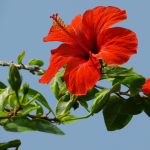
[{"left": 50, "top": 13, "right": 70, "bottom": 35}]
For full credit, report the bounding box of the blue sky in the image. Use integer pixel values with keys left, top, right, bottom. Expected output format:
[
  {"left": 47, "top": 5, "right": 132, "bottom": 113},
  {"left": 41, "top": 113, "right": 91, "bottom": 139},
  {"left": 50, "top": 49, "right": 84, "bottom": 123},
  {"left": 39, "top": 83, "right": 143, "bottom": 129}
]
[{"left": 0, "top": 1, "right": 150, "bottom": 150}]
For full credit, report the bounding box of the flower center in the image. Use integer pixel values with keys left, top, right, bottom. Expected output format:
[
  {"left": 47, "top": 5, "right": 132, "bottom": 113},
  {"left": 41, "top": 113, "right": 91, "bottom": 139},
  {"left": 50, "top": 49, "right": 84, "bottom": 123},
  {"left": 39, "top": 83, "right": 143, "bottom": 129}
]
[{"left": 50, "top": 13, "right": 90, "bottom": 54}]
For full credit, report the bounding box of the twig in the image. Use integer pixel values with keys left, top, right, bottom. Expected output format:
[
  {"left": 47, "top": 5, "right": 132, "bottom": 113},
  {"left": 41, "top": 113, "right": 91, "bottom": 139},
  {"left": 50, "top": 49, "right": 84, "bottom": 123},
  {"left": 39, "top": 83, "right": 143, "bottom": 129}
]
[
  {"left": 27, "top": 114, "right": 60, "bottom": 123},
  {"left": 0, "top": 61, "right": 46, "bottom": 75},
  {"left": 94, "top": 84, "right": 150, "bottom": 99},
  {"left": 115, "top": 92, "right": 124, "bottom": 100},
  {"left": 0, "top": 108, "right": 22, "bottom": 120},
  {"left": 94, "top": 84, "right": 105, "bottom": 89},
  {"left": 118, "top": 91, "right": 131, "bottom": 97},
  {"left": 0, "top": 109, "right": 60, "bottom": 124}
]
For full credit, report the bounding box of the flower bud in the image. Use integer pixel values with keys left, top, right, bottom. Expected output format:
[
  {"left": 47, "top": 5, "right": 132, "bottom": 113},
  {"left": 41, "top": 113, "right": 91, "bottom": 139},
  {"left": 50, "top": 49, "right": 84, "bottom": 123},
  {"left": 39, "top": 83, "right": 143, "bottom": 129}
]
[
  {"left": 7, "top": 63, "right": 22, "bottom": 92},
  {"left": 22, "top": 83, "right": 29, "bottom": 95}
]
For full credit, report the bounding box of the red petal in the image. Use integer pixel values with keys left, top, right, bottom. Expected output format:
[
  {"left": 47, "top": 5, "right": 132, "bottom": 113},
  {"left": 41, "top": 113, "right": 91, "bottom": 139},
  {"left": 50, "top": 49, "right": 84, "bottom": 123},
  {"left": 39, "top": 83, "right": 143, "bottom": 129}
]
[
  {"left": 71, "top": 14, "right": 92, "bottom": 50},
  {"left": 39, "top": 43, "right": 87, "bottom": 84},
  {"left": 82, "top": 6, "right": 127, "bottom": 41},
  {"left": 50, "top": 43, "right": 88, "bottom": 62},
  {"left": 142, "top": 78, "right": 150, "bottom": 94},
  {"left": 39, "top": 56, "right": 72, "bottom": 84},
  {"left": 94, "top": 27, "right": 138, "bottom": 65},
  {"left": 43, "top": 25, "right": 74, "bottom": 44},
  {"left": 64, "top": 54, "right": 101, "bottom": 95}
]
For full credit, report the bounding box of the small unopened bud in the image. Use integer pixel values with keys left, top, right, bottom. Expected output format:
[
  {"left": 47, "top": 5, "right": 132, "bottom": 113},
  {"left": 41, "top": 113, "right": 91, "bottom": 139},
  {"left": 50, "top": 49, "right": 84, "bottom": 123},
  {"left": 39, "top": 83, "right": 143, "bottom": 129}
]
[
  {"left": 22, "top": 83, "right": 29, "bottom": 95},
  {"left": 7, "top": 63, "right": 22, "bottom": 92}
]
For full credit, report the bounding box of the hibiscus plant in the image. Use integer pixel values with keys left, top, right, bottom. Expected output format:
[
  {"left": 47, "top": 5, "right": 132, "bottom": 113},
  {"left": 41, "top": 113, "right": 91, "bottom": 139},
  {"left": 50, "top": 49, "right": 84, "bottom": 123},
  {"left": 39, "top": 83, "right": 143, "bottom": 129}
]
[{"left": 0, "top": 6, "right": 150, "bottom": 150}]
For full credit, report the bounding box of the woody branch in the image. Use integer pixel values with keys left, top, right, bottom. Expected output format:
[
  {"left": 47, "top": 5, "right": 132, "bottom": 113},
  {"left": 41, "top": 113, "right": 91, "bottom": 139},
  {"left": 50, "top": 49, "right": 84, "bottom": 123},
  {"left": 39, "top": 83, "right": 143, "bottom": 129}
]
[
  {"left": 94, "top": 84, "right": 150, "bottom": 99},
  {"left": 0, "top": 61, "right": 46, "bottom": 75},
  {"left": 0, "top": 109, "right": 60, "bottom": 126}
]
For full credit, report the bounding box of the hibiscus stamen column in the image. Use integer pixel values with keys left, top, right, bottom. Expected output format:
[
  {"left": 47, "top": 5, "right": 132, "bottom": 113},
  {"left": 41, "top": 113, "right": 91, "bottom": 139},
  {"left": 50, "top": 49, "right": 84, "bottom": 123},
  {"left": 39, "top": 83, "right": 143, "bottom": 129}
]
[{"left": 50, "top": 13, "right": 90, "bottom": 54}]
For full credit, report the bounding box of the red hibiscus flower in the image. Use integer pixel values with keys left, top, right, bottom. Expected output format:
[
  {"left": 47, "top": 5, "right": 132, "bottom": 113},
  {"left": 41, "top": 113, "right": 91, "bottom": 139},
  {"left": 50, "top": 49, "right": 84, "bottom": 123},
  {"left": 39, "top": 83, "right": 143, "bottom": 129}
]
[
  {"left": 142, "top": 78, "right": 150, "bottom": 94},
  {"left": 39, "top": 6, "right": 138, "bottom": 95}
]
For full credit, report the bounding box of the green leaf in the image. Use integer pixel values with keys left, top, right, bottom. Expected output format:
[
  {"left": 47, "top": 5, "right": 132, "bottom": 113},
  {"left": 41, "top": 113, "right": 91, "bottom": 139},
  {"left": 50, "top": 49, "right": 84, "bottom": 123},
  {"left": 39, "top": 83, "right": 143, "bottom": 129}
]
[
  {"left": 107, "top": 78, "right": 115, "bottom": 81},
  {"left": 112, "top": 76, "right": 125, "bottom": 85},
  {"left": 78, "top": 88, "right": 99, "bottom": 101},
  {"left": 0, "top": 86, "right": 14, "bottom": 111},
  {"left": 21, "top": 106, "right": 40, "bottom": 116},
  {"left": 51, "top": 77, "right": 63, "bottom": 91},
  {"left": 108, "top": 66, "right": 132, "bottom": 74},
  {"left": 112, "top": 75, "right": 143, "bottom": 87},
  {"left": 17, "top": 51, "right": 25, "bottom": 64},
  {"left": 23, "top": 106, "right": 40, "bottom": 116},
  {"left": 110, "top": 84, "right": 121, "bottom": 93},
  {"left": 0, "top": 81, "right": 7, "bottom": 89},
  {"left": 59, "top": 81, "right": 67, "bottom": 96},
  {"left": 90, "top": 89, "right": 110, "bottom": 114},
  {"left": 55, "top": 69, "right": 65, "bottom": 77},
  {"left": 103, "top": 95, "right": 132, "bottom": 131},
  {"left": 72, "top": 101, "right": 79, "bottom": 110},
  {"left": 144, "top": 100, "right": 150, "bottom": 117},
  {"left": 0, "top": 111, "right": 8, "bottom": 117},
  {"left": 2, "top": 96, "right": 9, "bottom": 111},
  {"left": 101, "top": 66, "right": 139, "bottom": 79},
  {"left": 103, "top": 65, "right": 118, "bottom": 73},
  {"left": 55, "top": 93, "right": 72, "bottom": 117},
  {"left": 3, "top": 117, "right": 37, "bottom": 132},
  {"left": 61, "top": 115, "right": 78, "bottom": 124},
  {"left": 31, "top": 118, "right": 65, "bottom": 135},
  {"left": 53, "top": 82, "right": 61, "bottom": 100},
  {"left": 34, "top": 100, "right": 44, "bottom": 116},
  {"left": 0, "top": 140, "right": 21, "bottom": 149},
  {"left": 56, "top": 111, "right": 70, "bottom": 119},
  {"left": 129, "top": 77, "right": 146, "bottom": 96},
  {"left": 18, "top": 104, "right": 36, "bottom": 115},
  {"left": 120, "top": 95, "right": 146, "bottom": 115},
  {"left": 8, "top": 94, "right": 21, "bottom": 108},
  {"left": 79, "top": 98, "right": 88, "bottom": 109},
  {"left": 29, "top": 59, "right": 44, "bottom": 67},
  {"left": 50, "top": 76, "right": 63, "bottom": 100},
  {"left": 23, "top": 88, "right": 54, "bottom": 116}
]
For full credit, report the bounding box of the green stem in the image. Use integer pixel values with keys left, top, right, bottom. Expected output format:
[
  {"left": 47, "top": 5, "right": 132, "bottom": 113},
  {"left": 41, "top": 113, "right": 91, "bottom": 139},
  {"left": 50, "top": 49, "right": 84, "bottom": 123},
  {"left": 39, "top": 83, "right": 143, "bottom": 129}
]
[
  {"left": 48, "top": 107, "right": 55, "bottom": 117},
  {"left": 84, "top": 107, "right": 90, "bottom": 113},
  {"left": 77, "top": 112, "right": 93, "bottom": 120},
  {"left": 23, "top": 93, "right": 40, "bottom": 107},
  {"left": 20, "top": 95, "right": 26, "bottom": 104},
  {"left": 15, "top": 91, "right": 20, "bottom": 108}
]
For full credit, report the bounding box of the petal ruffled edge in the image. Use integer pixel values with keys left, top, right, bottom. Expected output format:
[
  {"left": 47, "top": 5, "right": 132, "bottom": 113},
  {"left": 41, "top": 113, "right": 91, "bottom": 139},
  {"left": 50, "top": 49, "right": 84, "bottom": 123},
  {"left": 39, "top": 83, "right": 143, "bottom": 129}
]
[
  {"left": 82, "top": 6, "right": 127, "bottom": 41},
  {"left": 94, "top": 27, "right": 138, "bottom": 65}
]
